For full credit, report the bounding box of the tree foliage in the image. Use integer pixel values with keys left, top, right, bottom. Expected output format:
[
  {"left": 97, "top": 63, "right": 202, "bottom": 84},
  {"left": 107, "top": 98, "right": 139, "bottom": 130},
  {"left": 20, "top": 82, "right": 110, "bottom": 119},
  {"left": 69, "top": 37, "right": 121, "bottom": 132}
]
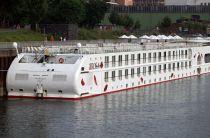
[
  {"left": 46, "top": 0, "right": 85, "bottom": 24},
  {"left": 82, "top": 0, "right": 108, "bottom": 28},
  {"left": 134, "top": 20, "right": 141, "bottom": 29},
  {"left": 0, "top": 0, "right": 108, "bottom": 28},
  {"left": 109, "top": 11, "right": 119, "bottom": 25},
  {"left": 160, "top": 16, "right": 172, "bottom": 28},
  {"left": 109, "top": 13, "right": 136, "bottom": 29}
]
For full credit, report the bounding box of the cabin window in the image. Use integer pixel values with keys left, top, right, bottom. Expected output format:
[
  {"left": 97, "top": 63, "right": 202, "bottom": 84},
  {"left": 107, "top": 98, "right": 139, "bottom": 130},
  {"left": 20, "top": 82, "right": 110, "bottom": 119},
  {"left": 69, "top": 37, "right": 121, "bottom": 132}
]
[
  {"left": 153, "top": 52, "right": 156, "bottom": 58},
  {"left": 173, "top": 51, "right": 175, "bottom": 57},
  {"left": 158, "top": 65, "right": 161, "bottom": 73},
  {"left": 118, "top": 70, "right": 122, "bottom": 80},
  {"left": 153, "top": 52, "right": 157, "bottom": 62},
  {"left": 148, "top": 66, "right": 151, "bottom": 75},
  {"left": 168, "top": 51, "right": 171, "bottom": 57},
  {"left": 131, "top": 54, "right": 135, "bottom": 64},
  {"left": 177, "top": 62, "right": 180, "bottom": 70},
  {"left": 105, "top": 56, "right": 109, "bottom": 68},
  {"left": 125, "top": 55, "right": 129, "bottom": 65},
  {"left": 204, "top": 54, "right": 210, "bottom": 63},
  {"left": 131, "top": 68, "right": 135, "bottom": 78},
  {"left": 168, "top": 64, "right": 171, "bottom": 71},
  {"left": 137, "top": 54, "right": 141, "bottom": 64},
  {"left": 189, "top": 61, "right": 192, "bottom": 67},
  {"left": 164, "top": 52, "right": 166, "bottom": 61},
  {"left": 188, "top": 49, "right": 192, "bottom": 58},
  {"left": 153, "top": 65, "right": 156, "bottom": 73},
  {"left": 137, "top": 67, "right": 140, "bottom": 76},
  {"left": 143, "top": 53, "right": 146, "bottom": 63},
  {"left": 158, "top": 52, "right": 161, "bottom": 61},
  {"left": 104, "top": 72, "right": 109, "bottom": 82},
  {"left": 185, "top": 62, "right": 188, "bottom": 69},
  {"left": 173, "top": 63, "right": 176, "bottom": 70},
  {"left": 148, "top": 53, "right": 151, "bottom": 62},
  {"left": 125, "top": 69, "right": 129, "bottom": 79},
  {"left": 112, "top": 56, "right": 116, "bottom": 67},
  {"left": 181, "top": 62, "right": 184, "bottom": 69},
  {"left": 168, "top": 51, "right": 171, "bottom": 60},
  {"left": 143, "top": 67, "right": 146, "bottom": 75},
  {"left": 181, "top": 50, "right": 184, "bottom": 55},
  {"left": 112, "top": 71, "right": 115, "bottom": 81},
  {"left": 118, "top": 55, "right": 122, "bottom": 66},
  {"left": 163, "top": 64, "right": 166, "bottom": 72}
]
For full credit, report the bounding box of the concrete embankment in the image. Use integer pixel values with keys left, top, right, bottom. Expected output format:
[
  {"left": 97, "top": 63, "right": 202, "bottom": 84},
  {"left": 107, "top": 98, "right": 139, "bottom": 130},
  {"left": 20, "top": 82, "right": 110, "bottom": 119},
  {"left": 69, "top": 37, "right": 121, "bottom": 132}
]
[{"left": 0, "top": 48, "right": 16, "bottom": 96}]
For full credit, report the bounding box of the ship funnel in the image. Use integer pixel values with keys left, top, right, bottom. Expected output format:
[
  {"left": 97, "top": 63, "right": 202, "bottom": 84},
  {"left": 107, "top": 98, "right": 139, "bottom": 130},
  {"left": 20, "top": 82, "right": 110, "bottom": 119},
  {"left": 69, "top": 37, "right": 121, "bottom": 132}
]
[{"left": 13, "top": 42, "right": 19, "bottom": 58}]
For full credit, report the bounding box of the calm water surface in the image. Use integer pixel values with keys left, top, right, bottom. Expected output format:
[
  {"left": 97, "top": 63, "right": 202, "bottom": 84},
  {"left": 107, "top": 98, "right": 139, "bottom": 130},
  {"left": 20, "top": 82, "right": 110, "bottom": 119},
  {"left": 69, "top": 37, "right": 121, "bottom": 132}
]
[{"left": 1, "top": 75, "right": 210, "bottom": 138}]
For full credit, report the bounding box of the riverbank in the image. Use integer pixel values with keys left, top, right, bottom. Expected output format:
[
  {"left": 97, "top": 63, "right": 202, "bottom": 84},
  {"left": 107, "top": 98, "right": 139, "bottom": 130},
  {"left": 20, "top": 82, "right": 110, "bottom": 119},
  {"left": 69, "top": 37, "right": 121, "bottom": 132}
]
[
  {"left": 0, "top": 29, "right": 45, "bottom": 42},
  {"left": 0, "top": 28, "right": 124, "bottom": 42}
]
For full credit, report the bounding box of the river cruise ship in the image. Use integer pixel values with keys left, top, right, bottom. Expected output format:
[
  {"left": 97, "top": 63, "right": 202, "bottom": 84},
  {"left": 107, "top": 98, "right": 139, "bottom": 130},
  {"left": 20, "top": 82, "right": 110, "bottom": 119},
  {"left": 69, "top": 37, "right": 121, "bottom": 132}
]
[{"left": 6, "top": 40, "right": 210, "bottom": 99}]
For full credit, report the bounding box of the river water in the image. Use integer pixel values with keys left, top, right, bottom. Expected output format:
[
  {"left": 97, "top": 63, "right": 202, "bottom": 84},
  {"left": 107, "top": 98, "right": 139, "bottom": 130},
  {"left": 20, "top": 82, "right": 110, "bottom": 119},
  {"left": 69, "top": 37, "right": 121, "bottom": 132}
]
[{"left": 0, "top": 75, "right": 210, "bottom": 138}]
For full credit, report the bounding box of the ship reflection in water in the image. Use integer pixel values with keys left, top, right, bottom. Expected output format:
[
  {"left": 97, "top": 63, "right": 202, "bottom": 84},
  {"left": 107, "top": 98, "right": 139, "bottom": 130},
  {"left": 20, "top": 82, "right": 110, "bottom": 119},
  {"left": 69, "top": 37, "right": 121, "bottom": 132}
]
[{"left": 1, "top": 75, "right": 210, "bottom": 137}]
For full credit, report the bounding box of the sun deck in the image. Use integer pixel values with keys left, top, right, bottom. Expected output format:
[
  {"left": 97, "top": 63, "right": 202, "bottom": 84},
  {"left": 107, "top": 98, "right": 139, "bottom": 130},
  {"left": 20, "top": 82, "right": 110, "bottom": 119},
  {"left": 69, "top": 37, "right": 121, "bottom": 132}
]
[{"left": 21, "top": 41, "right": 205, "bottom": 56}]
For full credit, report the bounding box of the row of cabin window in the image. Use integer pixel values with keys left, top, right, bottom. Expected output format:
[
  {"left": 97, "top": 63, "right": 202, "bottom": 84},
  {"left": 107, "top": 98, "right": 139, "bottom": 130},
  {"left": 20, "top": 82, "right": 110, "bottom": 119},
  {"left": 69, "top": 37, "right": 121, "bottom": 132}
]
[
  {"left": 104, "top": 50, "right": 189, "bottom": 63},
  {"left": 104, "top": 61, "right": 192, "bottom": 81}
]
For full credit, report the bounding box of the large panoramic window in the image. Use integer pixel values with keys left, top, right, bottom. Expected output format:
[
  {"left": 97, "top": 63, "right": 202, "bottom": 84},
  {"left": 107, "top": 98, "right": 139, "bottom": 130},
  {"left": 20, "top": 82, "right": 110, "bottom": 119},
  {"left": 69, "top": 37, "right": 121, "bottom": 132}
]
[{"left": 205, "top": 54, "right": 210, "bottom": 63}]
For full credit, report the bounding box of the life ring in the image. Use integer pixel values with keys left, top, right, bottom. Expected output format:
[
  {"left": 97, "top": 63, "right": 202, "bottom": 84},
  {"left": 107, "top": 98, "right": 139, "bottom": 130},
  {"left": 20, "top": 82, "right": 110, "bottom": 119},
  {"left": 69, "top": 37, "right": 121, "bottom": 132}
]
[{"left": 59, "top": 58, "right": 64, "bottom": 63}]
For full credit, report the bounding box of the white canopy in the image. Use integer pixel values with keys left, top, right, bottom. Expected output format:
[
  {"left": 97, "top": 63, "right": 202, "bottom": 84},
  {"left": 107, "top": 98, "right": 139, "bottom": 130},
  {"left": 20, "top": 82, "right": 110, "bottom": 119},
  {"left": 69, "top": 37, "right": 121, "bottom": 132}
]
[
  {"left": 149, "top": 35, "right": 158, "bottom": 40},
  {"left": 167, "top": 35, "right": 174, "bottom": 40},
  {"left": 174, "top": 35, "right": 183, "bottom": 40},
  {"left": 119, "top": 35, "right": 129, "bottom": 39},
  {"left": 128, "top": 35, "right": 137, "bottom": 39},
  {"left": 157, "top": 35, "right": 170, "bottom": 40},
  {"left": 194, "top": 37, "right": 204, "bottom": 40},
  {"left": 140, "top": 35, "right": 150, "bottom": 39}
]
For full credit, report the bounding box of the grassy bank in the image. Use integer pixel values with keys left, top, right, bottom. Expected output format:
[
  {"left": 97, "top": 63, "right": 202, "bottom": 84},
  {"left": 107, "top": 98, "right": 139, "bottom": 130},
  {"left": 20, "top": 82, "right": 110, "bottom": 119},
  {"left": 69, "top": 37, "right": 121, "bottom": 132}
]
[
  {"left": 103, "top": 13, "right": 210, "bottom": 30},
  {"left": 0, "top": 28, "right": 124, "bottom": 42},
  {"left": 77, "top": 28, "right": 124, "bottom": 40},
  {"left": 0, "top": 29, "right": 45, "bottom": 42}
]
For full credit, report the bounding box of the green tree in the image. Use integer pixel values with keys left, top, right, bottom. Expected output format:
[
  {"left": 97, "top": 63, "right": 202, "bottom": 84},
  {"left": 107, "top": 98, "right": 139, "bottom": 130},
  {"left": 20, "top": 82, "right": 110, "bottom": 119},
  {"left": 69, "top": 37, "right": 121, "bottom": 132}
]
[
  {"left": 134, "top": 20, "right": 141, "bottom": 29},
  {"left": 122, "top": 15, "right": 134, "bottom": 28},
  {"left": 26, "top": 0, "right": 48, "bottom": 30},
  {"left": 45, "top": 0, "right": 85, "bottom": 24},
  {"left": 160, "top": 16, "right": 171, "bottom": 28},
  {"left": 109, "top": 11, "right": 119, "bottom": 25},
  {"left": 82, "top": 0, "right": 108, "bottom": 28}
]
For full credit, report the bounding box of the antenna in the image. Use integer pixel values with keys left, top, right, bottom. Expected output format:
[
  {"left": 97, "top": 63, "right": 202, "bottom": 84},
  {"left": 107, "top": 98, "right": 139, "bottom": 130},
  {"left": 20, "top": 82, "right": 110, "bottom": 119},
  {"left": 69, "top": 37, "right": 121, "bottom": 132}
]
[{"left": 13, "top": 42, "right": 19, "bottom": 58}]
